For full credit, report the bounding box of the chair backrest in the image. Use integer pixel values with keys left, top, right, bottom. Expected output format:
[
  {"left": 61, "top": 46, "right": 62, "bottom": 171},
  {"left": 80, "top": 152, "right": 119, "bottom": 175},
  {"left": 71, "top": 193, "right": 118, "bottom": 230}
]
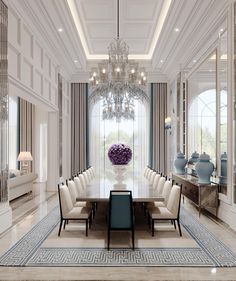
[
  {"left": 161, "top": 180, "right": 172, "bottom": 203},
  {"left": 68, "top": 180, "right": 79, "bottom": 204},
  {"left": 153, "top": 174, "right": 161, "bottom": 188},
  {"left": 82, "top": 172, "right": 89, "bottom": 184},
  {"left": 90, "top": 167, "right": 95, "bottom": 177},
  {"left": 79, "top": 174, "right": 86, "bottom": 189},
  {"left": 89, "top": 167, "right": 95, "bottom": 178},
  {"left": 146, "top": 169, "right": 152, "bottom": 179},
  {"left": 143, "top": 167, "right": 148, "bottom": 177},
  {"left": 167, "top": 185, "right": 181, "bottom": 218},
  {"left": 108, "top": 190, "right": 134, "bottom": 230},
  {"left": 150, "top": 172, "right": 156, "bottom": 184},
  {"left": 156, "top": 176, "right": 166, "bottom": 194},
  {"left": 147, "top": 170, "right": 154, "bottom": 181},
  {"left": 86, "top": 169, "right": 93, "bottom": 180},
  {"left": 58, "top": 184, "right": 73, "bottom": 218},
  {"left": 74, "top": 176, "right": 84, "bottom": 193}
]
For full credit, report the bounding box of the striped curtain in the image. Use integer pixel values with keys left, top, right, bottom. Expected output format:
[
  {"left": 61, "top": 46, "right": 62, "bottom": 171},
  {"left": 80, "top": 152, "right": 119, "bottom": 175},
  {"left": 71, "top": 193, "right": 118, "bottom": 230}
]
[
  {"left": 71, "top": 83, "right": 89, "bottom": 175},
  {"left": 19, "top": 98, "right": 35, "bottom": 172},
  {"left": 149, "top": 83, "right": 167, "bottom": 175}
]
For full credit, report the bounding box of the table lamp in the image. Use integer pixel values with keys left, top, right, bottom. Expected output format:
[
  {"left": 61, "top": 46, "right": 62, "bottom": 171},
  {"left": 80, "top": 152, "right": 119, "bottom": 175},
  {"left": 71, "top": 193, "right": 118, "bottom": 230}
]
[{"left": 17, "top": 151, "right": 33, "bottom": 174}]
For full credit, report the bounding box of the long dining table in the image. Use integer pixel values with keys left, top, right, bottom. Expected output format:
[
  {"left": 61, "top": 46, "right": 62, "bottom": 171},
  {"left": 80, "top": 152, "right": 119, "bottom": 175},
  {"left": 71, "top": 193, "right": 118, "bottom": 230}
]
[{"left": 77, "top": 174, "right": 164, "bottom": 203}]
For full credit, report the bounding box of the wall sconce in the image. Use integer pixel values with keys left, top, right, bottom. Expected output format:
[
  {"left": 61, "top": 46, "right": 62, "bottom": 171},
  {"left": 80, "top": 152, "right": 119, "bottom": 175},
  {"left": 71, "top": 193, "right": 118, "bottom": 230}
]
[
  {"left": 17, "top": 151, "right": 33, "bottom": 174},
  {"left": 165, "top": 116, "right": 172, "bottom": 131}
]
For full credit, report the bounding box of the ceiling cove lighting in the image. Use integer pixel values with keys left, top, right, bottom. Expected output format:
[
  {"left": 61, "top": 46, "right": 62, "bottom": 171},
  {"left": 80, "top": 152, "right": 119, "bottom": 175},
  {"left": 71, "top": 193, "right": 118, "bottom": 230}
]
[
  {"left": 66, "top": 0, "right": 172, "bottom": 60},
  {"left": 89, "top": 0, "right": 149, "bottom": 122}
]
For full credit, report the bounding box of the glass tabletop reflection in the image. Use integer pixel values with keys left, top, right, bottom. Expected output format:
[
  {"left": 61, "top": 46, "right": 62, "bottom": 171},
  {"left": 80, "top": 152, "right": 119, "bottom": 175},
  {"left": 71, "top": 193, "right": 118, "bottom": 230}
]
[{"left": 77, "top": 175, "right": 164, "bottom": 202}]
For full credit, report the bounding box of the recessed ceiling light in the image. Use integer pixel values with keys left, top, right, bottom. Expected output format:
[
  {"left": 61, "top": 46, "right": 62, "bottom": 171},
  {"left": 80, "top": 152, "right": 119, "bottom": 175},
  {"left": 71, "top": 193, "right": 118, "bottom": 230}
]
[
  {"left": 174, "top": 28, "right": 180, "bottom": 32},
  {"left": 58, "top": 28, "right": 63, "bottom": 32},
  {"left": 220, "top": 28, "right": 224, "bottom": 32},
  {"left": 74, "top": 59, "right": 78, "bottom": 63},
  {"left": 193, "top": 59, "right": 197, "bottom": 63},
  {"left": 160, "top": 60, "right": 164, "bottom": 63}
]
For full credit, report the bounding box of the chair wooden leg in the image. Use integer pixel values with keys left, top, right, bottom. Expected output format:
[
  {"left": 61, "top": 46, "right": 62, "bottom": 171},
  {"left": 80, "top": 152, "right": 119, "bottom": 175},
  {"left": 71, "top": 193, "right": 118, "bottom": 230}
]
[
  {"left": 58, "top": 220, "right": 63, "bottom": 236},
  {"left": 63, "top": 220, "right": 67, "bottom": 229},
  {"left": 132, "top": 229, "right": 135, "bottom": 250},
  {"left": 177, "top": 219, "right": 182, "bottom": 236},
  {"left": 89, "top": 213, "right": 92, "bottom": 229},
  {"left": 107, "top": 229, "right": 110, "bottom": 250},
  {"left": 152, "top": 219, "right": 155, "bottom": 236},
  {"left": 173, "top": 220, "right": 176, "bottom": 229},
  {"left": 86, "top": 219, "right": 88, "bottom": 236}
]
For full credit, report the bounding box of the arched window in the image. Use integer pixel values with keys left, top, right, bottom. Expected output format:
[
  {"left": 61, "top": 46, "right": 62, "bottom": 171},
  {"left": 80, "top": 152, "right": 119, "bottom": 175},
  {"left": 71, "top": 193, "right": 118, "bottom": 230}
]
[
  {"left": 188, "top": 89, "right": 217, "bottom": 164},
  {"left": 89, "top": 100, "right": 148, "bottom": 177}
]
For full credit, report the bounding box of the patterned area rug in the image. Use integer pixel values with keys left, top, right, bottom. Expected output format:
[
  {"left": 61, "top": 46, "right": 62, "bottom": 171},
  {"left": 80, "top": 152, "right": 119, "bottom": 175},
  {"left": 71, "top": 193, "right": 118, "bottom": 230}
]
[{"left": 0, "top": 206, "right": 236, "bottom": 267}]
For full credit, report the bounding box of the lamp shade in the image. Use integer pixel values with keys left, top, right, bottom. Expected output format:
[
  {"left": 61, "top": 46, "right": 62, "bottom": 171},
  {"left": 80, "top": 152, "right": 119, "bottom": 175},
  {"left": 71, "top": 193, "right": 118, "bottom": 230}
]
[{"left": 17, "top": 151, "right": 33, "bottom": 161}]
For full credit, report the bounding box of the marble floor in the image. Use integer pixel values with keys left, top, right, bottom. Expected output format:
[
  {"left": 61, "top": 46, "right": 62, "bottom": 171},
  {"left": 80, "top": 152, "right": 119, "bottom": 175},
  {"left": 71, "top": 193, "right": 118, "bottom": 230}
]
[{"left": 0, "top": 184, "right": 236, "bottom": 281}]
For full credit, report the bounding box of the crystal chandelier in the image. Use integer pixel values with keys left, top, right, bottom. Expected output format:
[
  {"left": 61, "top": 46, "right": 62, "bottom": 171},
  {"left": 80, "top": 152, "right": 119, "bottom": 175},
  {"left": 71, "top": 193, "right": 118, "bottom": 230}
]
[{"left": 89, "top": 0, "right": 148, "bottom": 122}]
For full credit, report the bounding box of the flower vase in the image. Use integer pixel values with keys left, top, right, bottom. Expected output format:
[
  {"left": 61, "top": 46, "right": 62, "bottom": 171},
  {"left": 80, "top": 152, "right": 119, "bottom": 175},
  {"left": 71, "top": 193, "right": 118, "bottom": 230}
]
[{"left": 113, "top": 164, "right": 127, "bottom": 189}]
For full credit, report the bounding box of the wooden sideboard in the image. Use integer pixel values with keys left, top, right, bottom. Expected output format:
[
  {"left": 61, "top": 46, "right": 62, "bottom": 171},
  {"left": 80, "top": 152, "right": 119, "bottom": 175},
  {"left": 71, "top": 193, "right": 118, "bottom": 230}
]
[{"left": 172, "top": 174, "right": 219, "bottom": 217}]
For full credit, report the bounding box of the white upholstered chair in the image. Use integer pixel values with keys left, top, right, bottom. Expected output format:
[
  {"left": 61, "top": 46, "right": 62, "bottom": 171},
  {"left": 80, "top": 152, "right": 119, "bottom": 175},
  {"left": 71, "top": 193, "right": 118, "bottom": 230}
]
[
  {"left": 147, "top": 180, "right": 172, "bottom": 209},
  {"left": 86, "top": 169, "right": 93, "bottom": 181},
  {"left": 58, "top": 184, "right": 92, "bottom": 236},
  {"left": 149, "top": 171, "right": 157, "bottom": 185},
  {"left": 68, "top": 180, "right": 91, "bottom": 208},
  {"left": 143, "top": 167, "right": 149, "bottom": 177},
  {"left": 146, "top": 169, "right": 152, "bottom": 179},
  {"left": 74, "top": 176, "right": 84, "bottom": 193},
  {"left": 155, "top": 176, "right": 166, "bottom": 194},
  {"left": 148, "top": 185, "right": 182, "bottom": 236},
  {"left": 90, "top": 167, "right": 95, "bottom": 177},
  {"left": 82, "top": 171, "right": 90, "bottom": 185},
  {"left": 147, "top": 170, "right": 155, "bottom": 181},
  {"left": 152, "top": 174, "right": 161, "bottom": 189},
  {"left": 79, "top": 174, "right": 87, "bottom": 189}
]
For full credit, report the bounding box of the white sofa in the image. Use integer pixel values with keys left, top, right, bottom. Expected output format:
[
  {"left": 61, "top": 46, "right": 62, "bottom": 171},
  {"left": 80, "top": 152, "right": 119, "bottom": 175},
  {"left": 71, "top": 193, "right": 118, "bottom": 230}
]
[{"left": 8, "top": 172, "right": 38, "bottom": 201}]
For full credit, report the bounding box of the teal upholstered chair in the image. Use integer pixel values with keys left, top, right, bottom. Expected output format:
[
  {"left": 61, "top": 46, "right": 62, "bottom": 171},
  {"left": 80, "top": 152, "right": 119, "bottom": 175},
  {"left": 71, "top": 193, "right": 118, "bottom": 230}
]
[{"left": 107, "top": 190, "right": 134, "bottom": 250}]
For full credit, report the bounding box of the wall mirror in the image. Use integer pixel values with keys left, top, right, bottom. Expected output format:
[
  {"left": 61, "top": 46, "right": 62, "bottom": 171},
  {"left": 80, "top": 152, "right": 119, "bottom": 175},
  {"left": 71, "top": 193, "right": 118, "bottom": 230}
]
[{"left": 187, "top": 50, "right": 217, "bottom": 166}]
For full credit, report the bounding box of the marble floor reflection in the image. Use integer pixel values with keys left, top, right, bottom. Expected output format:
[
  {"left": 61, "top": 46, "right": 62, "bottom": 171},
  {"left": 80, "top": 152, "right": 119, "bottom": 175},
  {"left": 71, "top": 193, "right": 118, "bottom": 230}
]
[{"left": 0, "top": 183, "right": 236, "bottom": 280}]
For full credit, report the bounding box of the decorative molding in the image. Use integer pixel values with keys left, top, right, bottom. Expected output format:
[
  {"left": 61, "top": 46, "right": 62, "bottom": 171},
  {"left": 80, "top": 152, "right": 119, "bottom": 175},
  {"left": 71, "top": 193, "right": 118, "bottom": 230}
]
[{"left": 9, "top": 75, "right": 58, "bottom": 112}]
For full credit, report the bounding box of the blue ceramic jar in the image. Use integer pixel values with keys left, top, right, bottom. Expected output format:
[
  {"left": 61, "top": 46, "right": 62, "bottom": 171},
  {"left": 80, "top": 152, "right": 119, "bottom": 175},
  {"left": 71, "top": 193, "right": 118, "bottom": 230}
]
[
  {"left": 174, "top": 152, "right": 187, "bottom": 174},
  {"left": 195, "top": 152, "right": 214, "bottom": 184},
  {"left": 220, "top": 152, "right": 227, "bottom": 185},
  {"left": 188, "top": 151, "right": 199, "bottom": 164}
]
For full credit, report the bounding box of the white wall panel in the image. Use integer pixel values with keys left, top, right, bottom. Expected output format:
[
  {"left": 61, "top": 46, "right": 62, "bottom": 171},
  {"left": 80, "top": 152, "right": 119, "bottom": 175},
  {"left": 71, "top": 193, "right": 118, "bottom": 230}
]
[
  {"left": 50, "top": 86, "right": 55, "bottom": 104},
  {"left": 8, "top": 45, "right": 20, "bottom": 79},
  {"left": 44, "top": 79, "right": 51, "bottom": 100},
  {"left": 22, "top": 25, "right": 33, "bottom": 58},
  {"left": 8, "top": 2, "right": 71, "bottom": 192},
  {"left": 35, "top": 70, "right": 43, "bottom": 96},
  {"left": 44, "top": 54, "right": 51, "bottom": 78},
  {"left": 51, "top": 63, "right": 56, "bottom": 83},
  {"left": 22, "top": 59, "right": 33, "bottom": 88},
  {"left": 8, "top": 8, "right": 20, "bottom": 47},
  {"left": 34, "top": 41, "right": 43, "bottom": 69}
]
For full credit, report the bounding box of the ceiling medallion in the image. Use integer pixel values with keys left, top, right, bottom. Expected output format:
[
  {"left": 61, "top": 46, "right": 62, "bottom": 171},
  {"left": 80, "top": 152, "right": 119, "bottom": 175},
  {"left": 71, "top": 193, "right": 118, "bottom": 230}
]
[{"left": 89, "top": 0, "right": 148, "bottom": 122}]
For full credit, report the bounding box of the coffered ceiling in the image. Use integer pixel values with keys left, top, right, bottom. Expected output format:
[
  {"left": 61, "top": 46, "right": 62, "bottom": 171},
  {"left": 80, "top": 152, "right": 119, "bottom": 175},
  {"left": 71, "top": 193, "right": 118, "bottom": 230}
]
[
  {"left": 67, "top": 0, "right": 171, "bottom": 59},
  {"left": 11, "top": 0, "right": 231, "bottom": 80}
]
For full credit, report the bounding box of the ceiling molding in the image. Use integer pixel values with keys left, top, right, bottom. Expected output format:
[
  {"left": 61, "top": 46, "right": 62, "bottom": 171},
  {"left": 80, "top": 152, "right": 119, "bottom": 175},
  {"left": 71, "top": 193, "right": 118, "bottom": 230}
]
[
  {"left": 66, "top": 0, "right": 172, "bottom": 60},
  {"left": 160, "top": 0, "right": 229, "bottom": 81}
]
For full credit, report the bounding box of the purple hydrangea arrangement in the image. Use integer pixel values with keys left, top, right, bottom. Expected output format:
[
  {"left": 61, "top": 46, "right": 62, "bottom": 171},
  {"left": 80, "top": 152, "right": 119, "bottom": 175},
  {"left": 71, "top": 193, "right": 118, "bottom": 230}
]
[{"left": 108, "top": 143, "right": 132, "bottom": 165}]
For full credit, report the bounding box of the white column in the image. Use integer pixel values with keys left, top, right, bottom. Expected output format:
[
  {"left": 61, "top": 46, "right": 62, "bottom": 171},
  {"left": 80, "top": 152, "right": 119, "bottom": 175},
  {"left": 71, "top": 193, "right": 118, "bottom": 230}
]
[
  {"left": 34, "top": 107, "right": 48, "bottom": 182},
  {"left": 47, "top": 111, "right": 59, "bottom": 191}
]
